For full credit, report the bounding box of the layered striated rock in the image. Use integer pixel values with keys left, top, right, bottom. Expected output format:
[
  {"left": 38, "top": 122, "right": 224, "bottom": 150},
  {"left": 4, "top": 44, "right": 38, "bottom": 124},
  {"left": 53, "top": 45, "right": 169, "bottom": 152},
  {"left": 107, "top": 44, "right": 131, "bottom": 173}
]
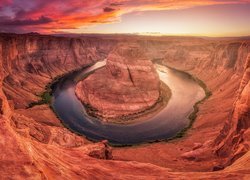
[
  {"left": 214, "top": 54, "right": 250, "bottom": 166},
  {"left": 113, "top": 38, "right": 250, "bottom": 172},
  {"left": 0, "top": 34, "right": 250, "bottom": 179},
  {"left": 75, "top": 43, "right": 160, "bottom": 120},
  {"left": 0, "top": 33, "right": 117, "bottom": 108}
]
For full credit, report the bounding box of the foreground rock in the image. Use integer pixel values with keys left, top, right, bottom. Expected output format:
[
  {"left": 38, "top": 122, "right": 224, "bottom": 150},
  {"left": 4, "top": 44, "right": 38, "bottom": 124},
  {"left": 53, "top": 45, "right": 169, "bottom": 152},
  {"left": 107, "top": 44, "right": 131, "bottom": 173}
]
[{"left": 75, "top": 43, "right": 160, "bottom": 120}]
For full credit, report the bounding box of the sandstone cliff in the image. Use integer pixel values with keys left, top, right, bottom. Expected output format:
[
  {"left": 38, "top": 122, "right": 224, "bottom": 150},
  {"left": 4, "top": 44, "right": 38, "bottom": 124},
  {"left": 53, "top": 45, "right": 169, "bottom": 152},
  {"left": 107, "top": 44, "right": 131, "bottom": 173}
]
[
  {"left": 0, "top": 33, "right": 116, "bottom": 108},
  {"left": 214, "top": 53, "right": 250, "bottom": 166},
  {"left": 75, "top": 43, "right": 160, "bottom": 119},
  {"left": 0, "top": 34, "right": 250, "bottom": 179}
]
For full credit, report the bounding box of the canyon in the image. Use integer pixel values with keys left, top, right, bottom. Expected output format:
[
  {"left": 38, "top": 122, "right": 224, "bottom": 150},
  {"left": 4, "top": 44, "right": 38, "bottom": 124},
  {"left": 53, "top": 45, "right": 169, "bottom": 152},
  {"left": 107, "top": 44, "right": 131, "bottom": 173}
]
[{"left": 0, "top": 33, "right": 249, "bottom": 179}]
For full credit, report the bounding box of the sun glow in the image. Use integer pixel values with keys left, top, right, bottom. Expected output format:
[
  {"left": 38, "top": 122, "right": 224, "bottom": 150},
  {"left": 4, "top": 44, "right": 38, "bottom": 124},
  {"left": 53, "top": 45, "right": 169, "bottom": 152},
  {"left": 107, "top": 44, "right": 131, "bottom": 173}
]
[
  {"left": 0, "top": 1, "right": 249, "bottom": 36},
  {"left": 68, "top": 4, "right": 250, "bottom": 37}
]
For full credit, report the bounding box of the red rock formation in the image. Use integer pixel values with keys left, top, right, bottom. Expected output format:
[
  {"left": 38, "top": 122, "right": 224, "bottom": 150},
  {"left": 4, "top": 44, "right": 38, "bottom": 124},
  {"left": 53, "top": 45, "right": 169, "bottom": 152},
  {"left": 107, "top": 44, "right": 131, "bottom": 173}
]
[
  {"left": 214, "top": 54, "right": 250, "bottom": 166},
  {"left": 75, "top": 43, "right": 160, "bottom": 119},
  {"left": 113, "top": 38, "right": 250, "bottom": 172},
  {"left": 0, "top": 33, "right": 250, "bottom": 179},
  {"left": 0, "top": 33, "right": 116, "bottom": 108}
]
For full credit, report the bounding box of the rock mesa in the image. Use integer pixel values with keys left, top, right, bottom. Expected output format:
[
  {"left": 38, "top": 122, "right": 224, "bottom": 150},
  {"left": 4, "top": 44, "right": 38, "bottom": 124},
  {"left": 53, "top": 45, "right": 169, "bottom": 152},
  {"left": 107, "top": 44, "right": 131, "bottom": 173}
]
[{"left": 75, "top": 43, "right": 160, "bottom": 120}]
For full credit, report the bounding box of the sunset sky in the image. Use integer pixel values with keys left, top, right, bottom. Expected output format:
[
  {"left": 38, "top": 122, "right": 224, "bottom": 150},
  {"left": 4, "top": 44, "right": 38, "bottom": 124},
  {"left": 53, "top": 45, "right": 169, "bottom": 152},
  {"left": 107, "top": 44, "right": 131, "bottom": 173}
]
[{"left": 0, "top": 0, "right": 250, "bottom": 36}]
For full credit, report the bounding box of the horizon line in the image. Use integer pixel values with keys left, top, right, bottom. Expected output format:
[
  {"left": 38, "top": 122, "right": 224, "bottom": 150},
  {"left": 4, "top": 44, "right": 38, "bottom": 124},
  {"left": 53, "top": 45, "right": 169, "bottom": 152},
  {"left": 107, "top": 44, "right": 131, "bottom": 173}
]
[{"left": 1, "top": 32, "right": 250, "bottom": 39}]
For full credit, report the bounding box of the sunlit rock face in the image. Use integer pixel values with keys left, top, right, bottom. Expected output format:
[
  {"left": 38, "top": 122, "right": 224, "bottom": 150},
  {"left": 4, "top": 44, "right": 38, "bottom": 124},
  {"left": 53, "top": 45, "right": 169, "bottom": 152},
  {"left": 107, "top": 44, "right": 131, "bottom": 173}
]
[
  {"left": 214, "top": 55, "right": 250, "bottom": 166},
  {"left": 75, "top": 43, "right": 160, "bottom": 119},
  {"left": 1, "top": 34, "right": 250, "bottom": 179}
]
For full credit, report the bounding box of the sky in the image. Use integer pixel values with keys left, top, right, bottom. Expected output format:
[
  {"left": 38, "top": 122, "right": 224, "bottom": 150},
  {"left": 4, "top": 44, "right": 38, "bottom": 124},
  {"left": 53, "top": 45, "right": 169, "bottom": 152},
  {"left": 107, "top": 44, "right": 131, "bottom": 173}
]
[{"left": 0, "top": 0, "right": 250, "bottom": 36}]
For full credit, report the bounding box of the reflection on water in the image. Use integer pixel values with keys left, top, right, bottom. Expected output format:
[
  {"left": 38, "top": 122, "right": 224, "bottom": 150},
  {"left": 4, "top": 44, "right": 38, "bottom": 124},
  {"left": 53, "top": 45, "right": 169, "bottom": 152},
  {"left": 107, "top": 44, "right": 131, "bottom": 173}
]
[{"left": 52, "top": 61, "right": 205, "bottom": 145}]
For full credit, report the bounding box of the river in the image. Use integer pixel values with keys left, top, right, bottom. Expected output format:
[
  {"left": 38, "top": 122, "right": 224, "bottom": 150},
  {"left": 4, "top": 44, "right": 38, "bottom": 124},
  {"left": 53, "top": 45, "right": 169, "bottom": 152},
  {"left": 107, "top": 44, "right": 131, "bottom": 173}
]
[{"left": 51, "top": 60, "right": 205, "bottom": 145}]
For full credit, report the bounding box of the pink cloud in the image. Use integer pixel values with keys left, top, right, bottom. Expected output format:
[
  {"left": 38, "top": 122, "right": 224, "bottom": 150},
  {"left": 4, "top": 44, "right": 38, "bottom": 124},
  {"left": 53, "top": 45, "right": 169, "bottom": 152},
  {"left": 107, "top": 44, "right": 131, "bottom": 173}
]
[{"left": 0, "top": 0, "right": 249, "bottom": 33}]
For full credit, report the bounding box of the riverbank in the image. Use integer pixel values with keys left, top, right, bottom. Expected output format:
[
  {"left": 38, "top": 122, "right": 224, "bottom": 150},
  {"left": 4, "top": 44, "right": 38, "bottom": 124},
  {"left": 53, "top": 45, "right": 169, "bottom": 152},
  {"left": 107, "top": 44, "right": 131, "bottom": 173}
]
[
  {"left": 82, "top": 81, "right": 172, "bottom": 125},
  {"left": 155, "top": 63, "right": 212, "bottom": 141},
  {"left": 27, "top": 61, "right": 209, "bottom": 146},
  {"left": 166, "top": 66, "right": 212, "bottom": 140},
  {"left": 110, "top": 64, "right": 211, "bottom": 147},
  {"left": 27, "top": 62, "right": 98, "bottom": 109}
]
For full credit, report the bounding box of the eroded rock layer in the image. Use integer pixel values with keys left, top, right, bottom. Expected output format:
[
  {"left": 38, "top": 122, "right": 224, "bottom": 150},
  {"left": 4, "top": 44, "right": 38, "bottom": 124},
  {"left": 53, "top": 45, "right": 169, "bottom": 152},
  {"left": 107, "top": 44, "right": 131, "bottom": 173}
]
[
  {"left": 0, "top": 33, "right": 250, "bottom": 179},
  {"left": 75, "top": 43, "right": 160, "bottom": 119}
]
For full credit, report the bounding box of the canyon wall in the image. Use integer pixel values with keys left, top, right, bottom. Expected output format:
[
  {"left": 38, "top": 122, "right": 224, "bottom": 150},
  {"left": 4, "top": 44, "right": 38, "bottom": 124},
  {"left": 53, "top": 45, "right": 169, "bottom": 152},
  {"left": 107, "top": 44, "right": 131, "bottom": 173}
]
[
  {"left": 0, "top": 34, "right": 249, "bottom": 179},
  {"left": 147, "top": 39, "right": 250, "bottom": 166},
  {"left": 214, "top": 54, "right": 250, "bottom": 166},
  {"left": 113, "top": 37, "right": 250, "bottom": 172},
  {"left": 1, "top": 33, "right": 117, "bottom": 108}
]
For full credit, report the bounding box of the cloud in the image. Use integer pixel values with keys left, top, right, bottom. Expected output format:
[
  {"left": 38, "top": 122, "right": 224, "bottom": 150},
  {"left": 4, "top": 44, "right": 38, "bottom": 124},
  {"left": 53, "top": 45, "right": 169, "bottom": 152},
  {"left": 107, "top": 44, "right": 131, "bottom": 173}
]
[
  {"left": 103, "top": 7, "right": 116, "bottom": 12},
  {"left": 0, "top": 16, "right": 53, "bottom": 26},
  {"left": 110, "top": 3, "right": 123, "bottom": 6},
  {"left": 0, "top": 0, "right": 11, "bottom": 7},
  {"left": 0, "top": 0, "right": 249, "bottom": 33}
]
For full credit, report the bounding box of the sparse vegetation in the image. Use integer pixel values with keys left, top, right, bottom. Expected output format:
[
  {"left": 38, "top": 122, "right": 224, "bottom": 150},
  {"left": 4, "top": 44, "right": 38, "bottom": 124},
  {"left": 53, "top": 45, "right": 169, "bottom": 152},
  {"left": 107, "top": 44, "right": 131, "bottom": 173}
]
[
  {"left": 27, "top": 61, "right": 211, "bottom": 147},
  {"left": 27, "top": 62, "right": 95, "bottom": 109},
  {"left": 83, "top": 81, "right": 172, "bottom": 125},
  {"left": 164, "top": 66, "right": 212, "bottom": 141},
  {"left": 28, "top": 91, "right": 52, "bottom": 108}
]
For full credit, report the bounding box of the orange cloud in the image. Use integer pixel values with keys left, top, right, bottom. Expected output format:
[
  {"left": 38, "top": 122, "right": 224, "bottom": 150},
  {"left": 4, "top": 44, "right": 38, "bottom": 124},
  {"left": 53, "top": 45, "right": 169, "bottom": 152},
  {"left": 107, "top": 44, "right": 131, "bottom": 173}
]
[{"left": 0, "top": 0, "right": 249, "bottom": 33}]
